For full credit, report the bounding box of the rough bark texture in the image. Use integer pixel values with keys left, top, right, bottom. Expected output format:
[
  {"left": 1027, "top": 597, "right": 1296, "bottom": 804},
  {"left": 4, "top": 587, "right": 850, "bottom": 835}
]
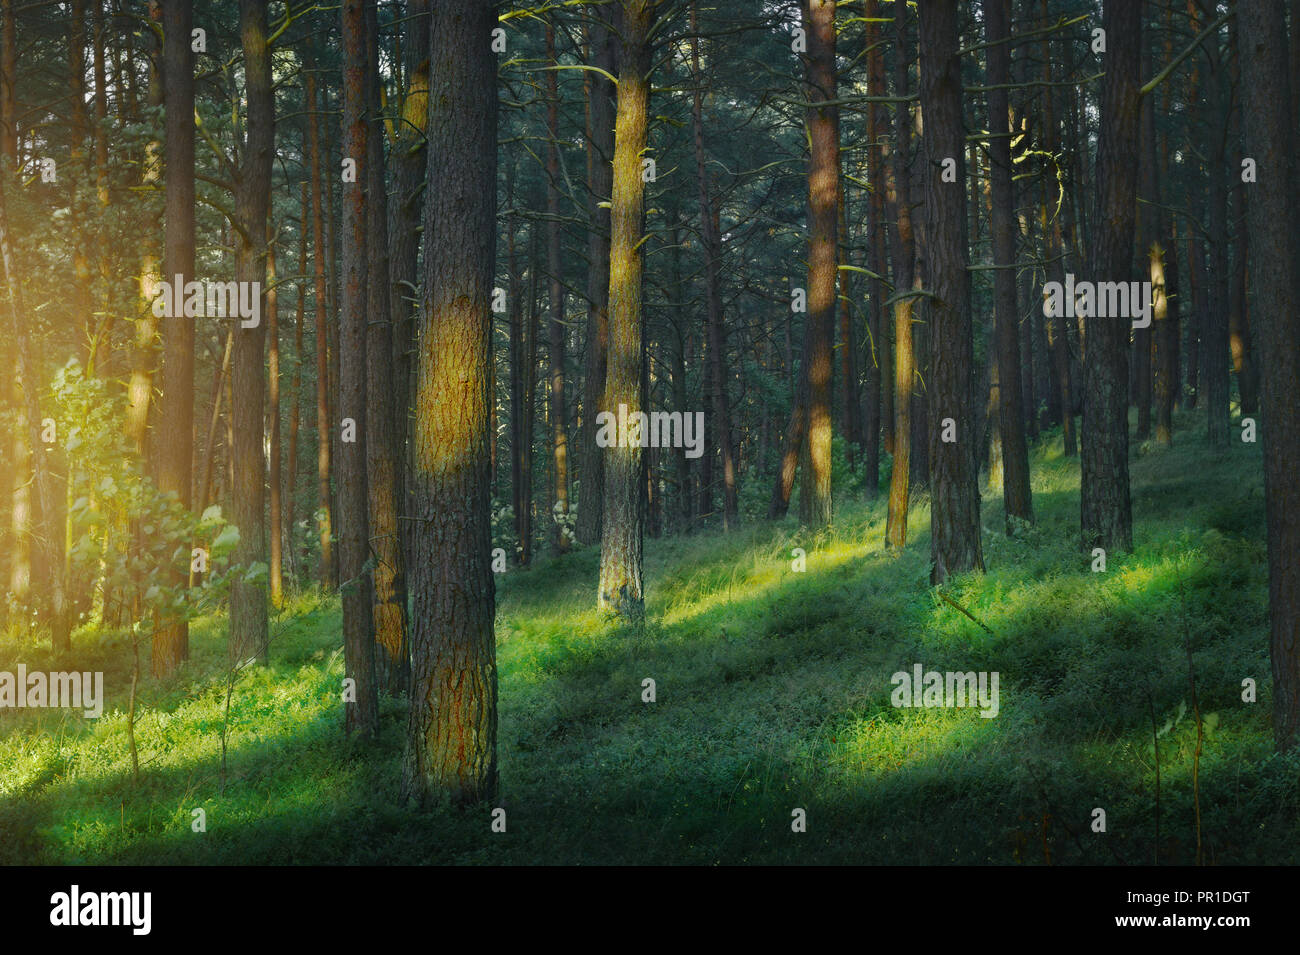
[
  {"left": 575, "top": 12, "right": 616, "bottom": 546},
  {"left": 862, "top": 0, "right": 885, "bottom": 497},
  {"left": 920, "top": 0, "right": 982, "bottom": 583},
  {"left": 387, "top": 0, "right": 429, "bottom": 570},
  {"left": 229, "top": 0, "right": 274, "bottom": 664},
  {"left": 1238, "top": 0, "right": 1300, "bottom": 752},
  {"left": 1203, "top": 27, "right": 1231, "bottom": 448},
  {"left": 690, "top": 2, "right": 737, "bottom": 529},
  {"left": 267, "top": 231, "right": 283, "bottom": 607},
  {"left": 305, "top": 63, "right": 334, "bottom": 589},
  {"left": 798, "top": 0, "right": 836, "bottom": 530},
  {"left": 403, "top": 0, "right": 499, "bottom": 804},
  {"left": 545, "top": 23, "right": 569, "bottom": 554},
  {"left": 0, "top": 0, "right": 15, "bottom": 164},
  {"left": 365, "top": 0, "right": 408, "bottom": 697},
  {"left": 884, "top": 1, "right": 914, "bottom": 552},
  {"left": 1080, "top": 0, "right": 1138, "bottom": 555},
  {"left": 151, "top": 0, "right": 194, "bottom": 676},
  {"left": 338, "top": 0, "right": 376, "bottom": 733},
  {"left": 985, "top": 0, "right": 1032, "bottom": 531},
  {"left": 597, "top": 0, "right": 653, "bottom": 619}
]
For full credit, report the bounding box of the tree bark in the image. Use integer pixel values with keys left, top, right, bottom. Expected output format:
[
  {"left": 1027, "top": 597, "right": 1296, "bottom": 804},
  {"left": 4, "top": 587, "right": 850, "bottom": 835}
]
[
  {"left": 305, "top": 60, "right": 333, "bottom": 588},
  {"left": 545, "top": 23, "right": 570, "bottom": 553},
  {"left": 920, "top": 0, "right": 983, "bottom": 583},
  {"left": 1080, "top": 0, "right": 1138, "bottom": 555},
  {"left": 338, "top": 0, "right": 376, "bottom": 733},
  {"left": 985, "top": 0, "right": 1032, "bottom": 532},
  {"left": 365, "top": 0, "right": 409, "bottom": 697},
  {"left": 1238, "top": 0, "right": 1300, "bottom": 752},
  {"left": 797, "top": 0, "right": 836, "bottom": 530},
  {"left": 575, "top": 11, "right": 616, "bottom": 546},
  {"left": 597, "top": 0, "right": 654, "bottom": 619},
  {"left": 403, "top": 0, "right": 499, "bottom": 804},
  {"left": 151, "top": 0, "right": 195, "bottom": 675},
  {"left": 884, "top": 1, "right": 915, "bottom": 551},
  {"left": 690, "top": 2, "right": 738, "bottom": 529}
]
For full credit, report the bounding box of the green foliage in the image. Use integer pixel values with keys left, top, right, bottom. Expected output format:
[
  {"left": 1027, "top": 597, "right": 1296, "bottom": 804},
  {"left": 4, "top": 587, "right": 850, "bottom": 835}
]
[
  {"left": 53, "top": 362, "right": 238, "bottom": 638},
  {"left": 0, "top": 408, "right": 1290, "bottom": 865}
]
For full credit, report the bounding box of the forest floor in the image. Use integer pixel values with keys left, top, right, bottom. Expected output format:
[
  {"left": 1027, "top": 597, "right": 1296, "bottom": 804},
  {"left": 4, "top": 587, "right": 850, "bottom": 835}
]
[{"left": 3, "top": 407, "right": 1297, "bottom": 865}]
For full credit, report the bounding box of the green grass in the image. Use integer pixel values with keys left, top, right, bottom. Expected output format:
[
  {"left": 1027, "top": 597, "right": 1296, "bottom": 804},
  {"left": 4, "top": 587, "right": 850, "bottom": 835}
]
[{"left": 3, "top": 406, "right": 1297, "bottom": 864}]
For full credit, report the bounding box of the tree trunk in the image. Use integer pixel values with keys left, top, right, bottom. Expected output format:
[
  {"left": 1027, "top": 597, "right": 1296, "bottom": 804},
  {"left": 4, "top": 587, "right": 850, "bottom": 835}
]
[
  {"left": 884, "top": 1, "right": 915, "bottom": 551},
  {"left": 690, "top": 1, "right": 738, "bottom": 529},
  {"left": 365, "top": 0, "right": 409, "bottom": 697},
  {"left": 797, "top": 0, "right": 836, "bottom": 530},
  {"left": 985, "top": 0, "right": 1032, "bottom": 532},
  {"left": 286, "top": 181, "right": 306, "bottom": 578},
  {"left": 228, "top": 0, "right": 274, "bottom": 666},
  {"left": 1238, "top": 0, "right": 1300, "bottom": 751},
  {"left": 387, "top": 0, "right": 429, "bottom": 570},
  {"left": 267, "top": 228, "right": 283, "bottom": 609},
  {"left": 0, "top": 0, "right": 15, "bottom": 165},
  {"left": 920, "top": 0, "right": 983, "bottom": 583},
  {"left": 545, "top": 23, "right": 570, "bottom": 553},
  {"left": 1229, "top": 194, "right": 1258, "bottom": 416},
  {"left": 338, "top": 0, "right": 376, "bottom": 733},
  {"left": 1080, "top": 0, "right": 1138, "bottom": 555},
  {"left": 1203, "top": 30, "right": 1231, "bottom": 448},
  {"left": 403, "top": 0, "right": 499, "bottom": 804},
  {"left": 597, "top": 0, "right": 654, "bottom": 619},
  {"left": 575, "top": 10, "right": 616, "bottom": 546},
  {"left": 151, "top": 0, "right": 195, "bottom": 675},
  {"left": 306, "top": 62, "right": 334, "bottom": 589}
]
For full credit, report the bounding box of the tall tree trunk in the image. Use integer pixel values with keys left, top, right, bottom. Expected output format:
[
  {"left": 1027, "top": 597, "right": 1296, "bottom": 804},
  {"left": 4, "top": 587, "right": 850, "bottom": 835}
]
[
  {"left": 690, "top": 2, "right": 738, "bottom": 529},
  {"left": 884, "top": 1, "right": 915, "bottom": 551},
  {"left": 575, "top": 10, "right": 616, "bottom": 546},
  {"left": 365, "top": 0, "right": 409, "bottom": 697},
  {"left": 126, "top": 2, "right": 161, "bottom": 457},
  {"left": 920, "top": 0, "right": 983, "bottom": 583},
  {"left": 305, "top": 62, "right": 334, "bottom": 589},
  {"left": 797, "top": 0, "right": 836, "bottom": 530},
  {"left": 597, "top": 0, "right": 654, "bottom": 619},
  {"left": 1080, "top": 0, "right": 1138, "bottom": 555},
  {"left": 518, "top": 222, "right": 540, "bottom": 565},
  {"left": 228, "top": 0, "right": 274, "bottom": 666},
  {"left": 838, "top": 176, "right": 859, "bottom": 457},
  {"left": 267, "top": 228, "right": 283, "bottom": 608},
  {"left": 1229, "top": 193, "right": 1258, "bottom": 416},
  {"left": 151, "top": 0, "right": 194, "bottom": 675},
  {"left": 0, "top": 0, "right": 15, "bottom": 165},
  {"left": 338, "top": 0, "right": 376, "bottom": 733},
  {"left": 1203, "top": 29, "right": 1231, "bottom": 448},
  {"left": 1238, "top": 0, "right": 1300, "bottom": 752},
  {"left": 286, "top": 181, "right": 306, "bottom": 579},
  {"left": 1152, "top": 231, "right": 1178, "bottom": 446},
  {"left": 1185, "top": 225, "right": 1204, "bottom": 409},
  {"left": 545, "top": 22, "right": 570, "bottom": 553},
  {"left": 388, "top": 0, "right": 429, "bottom": 571},
  {"left": 403, "top": 0, "right": 499, "bottom": 804},
  {"left": 866, "top": 0, "right": 890, "bottom": 473},
  {"left": 985, "top": 0, "right": 1032, "bottom": 532}
]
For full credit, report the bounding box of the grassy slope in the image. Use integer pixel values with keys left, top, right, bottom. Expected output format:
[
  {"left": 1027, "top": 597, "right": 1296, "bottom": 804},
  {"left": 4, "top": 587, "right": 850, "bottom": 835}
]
[{"left": 2, "top": 407, "right": 1296, "bottom": 865}]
